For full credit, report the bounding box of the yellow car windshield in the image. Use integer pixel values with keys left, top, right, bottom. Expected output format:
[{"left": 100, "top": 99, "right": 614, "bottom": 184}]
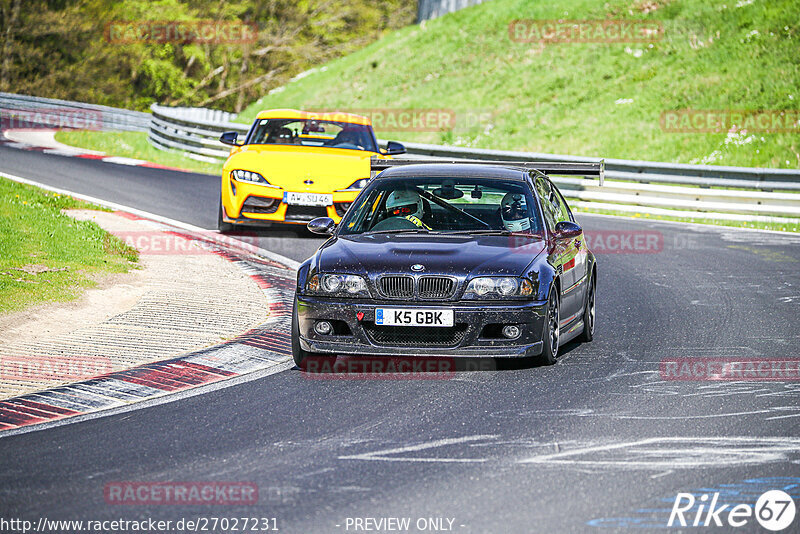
[{"left": 247, "top": 118, "right": 378, "bottom": 152}]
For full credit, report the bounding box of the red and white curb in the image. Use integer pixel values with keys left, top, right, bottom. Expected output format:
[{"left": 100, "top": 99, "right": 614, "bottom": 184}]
[
  {"left": 0, "top": 233, "right": 295, "bottom": 433},
  {"left": 0, "top": 175, "right": 300, "bottom": 434}
]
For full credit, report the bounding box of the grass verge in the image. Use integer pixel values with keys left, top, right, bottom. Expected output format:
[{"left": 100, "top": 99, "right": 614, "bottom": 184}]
[
  {"left": 54, "top": 130, "right": 223, "bottom": 176},
  {"left": 0, "top": 177, "right": 139, "bottom": 314}
]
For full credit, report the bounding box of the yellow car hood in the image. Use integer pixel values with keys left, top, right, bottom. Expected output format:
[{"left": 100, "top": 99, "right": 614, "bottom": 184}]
[{"left": 225, "top": 144, "right": 377, "bottom": 193}]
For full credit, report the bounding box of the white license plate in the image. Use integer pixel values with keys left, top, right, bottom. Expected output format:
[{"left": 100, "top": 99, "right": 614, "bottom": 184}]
[
  {"left": 375, "top": 308, "right": 454, "bottom": 327},
  {"left": 283, "top": 192, "right": 332, "bottom": 206}
]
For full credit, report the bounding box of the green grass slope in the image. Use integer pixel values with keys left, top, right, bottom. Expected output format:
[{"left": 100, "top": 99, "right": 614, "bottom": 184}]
[
  {"left": 237, "top": 0, "right": 799, "bottom": 169},
  {"left": 0, "top": 178, "right": 138, "bottom": 314}
]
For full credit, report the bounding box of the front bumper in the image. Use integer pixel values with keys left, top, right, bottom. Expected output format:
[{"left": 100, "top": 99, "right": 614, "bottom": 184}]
[
  {"left": 222, "top": 178, "right": 359, "bottom": 225},
  {"left": 296, "top": 296, "right": 547, "bottom": 358}
]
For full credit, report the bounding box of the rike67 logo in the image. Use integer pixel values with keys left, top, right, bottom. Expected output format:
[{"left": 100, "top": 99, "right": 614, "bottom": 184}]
[{"left": 669, "top": 490, "right": 796, "bottom": 531}]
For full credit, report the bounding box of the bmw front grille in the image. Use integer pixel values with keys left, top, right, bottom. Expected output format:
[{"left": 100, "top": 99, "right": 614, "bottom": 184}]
[{"left": 378, "top": 275, "right": 456, "bottom": 300}]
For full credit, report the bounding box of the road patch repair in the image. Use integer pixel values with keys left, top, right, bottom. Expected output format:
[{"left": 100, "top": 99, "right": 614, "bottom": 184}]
[{"left": 0, "top": 210, "right": 295, "bottom": 433}]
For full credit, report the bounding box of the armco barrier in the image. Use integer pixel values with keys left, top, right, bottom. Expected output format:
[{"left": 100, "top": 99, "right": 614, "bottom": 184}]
[
  {"left": 400, "top": 142, "right": 800, "bottom": 191},
  {"left": 0, "top": 92, "right": 150, "bottom": 132},
  {"left": 3, "top": 94, "right": 799, "bottom": 221},
  {"left": 143, "top": 104, "right": 800, "bottom": 221},
  {"left": 148, "top": 104, "right": 247, "bottom": 162}
]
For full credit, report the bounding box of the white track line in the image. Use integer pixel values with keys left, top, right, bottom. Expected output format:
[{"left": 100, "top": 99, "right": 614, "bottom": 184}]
[
  {"left": 100, "top": 156, "right": 148, "bottom": 166},
  {"left": 339, "top": 434, "right": 499, "bottom": 463}
]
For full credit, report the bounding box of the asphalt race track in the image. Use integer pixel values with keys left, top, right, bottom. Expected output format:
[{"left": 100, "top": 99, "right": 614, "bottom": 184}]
[{"left": 1, "top": 141, "right": 799, "bottom": 532}]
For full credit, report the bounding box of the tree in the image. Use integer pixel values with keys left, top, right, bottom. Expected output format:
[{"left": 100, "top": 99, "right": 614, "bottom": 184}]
[{"left": 0, "top": 0, "right": 415, "bottom": 111}]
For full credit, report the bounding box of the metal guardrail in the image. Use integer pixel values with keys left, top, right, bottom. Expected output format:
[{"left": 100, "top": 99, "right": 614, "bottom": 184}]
[
  {"left": 4, "top": 94, "right": 798, "bottom": 222},
  {"left": 0, "top": 92, "right": 150, "bottom": 132},
  {"left": 142, "top": 104, "right": 800, "bottom": 221},
  {"left": 148, "top": 104, "right": 247, "bottom": 162},
  {"left": 400, "top": 142, "right": 800, "bottom": 191}
]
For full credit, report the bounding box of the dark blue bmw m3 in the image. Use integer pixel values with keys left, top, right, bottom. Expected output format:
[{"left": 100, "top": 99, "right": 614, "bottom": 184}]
[{"left": 292, "top": 159, "right": 602, "bottom": 368}]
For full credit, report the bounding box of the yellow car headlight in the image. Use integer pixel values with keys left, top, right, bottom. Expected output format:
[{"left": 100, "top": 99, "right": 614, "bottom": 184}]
[{"left": 231, "top": 169, "right": 269, "bottom": 184}]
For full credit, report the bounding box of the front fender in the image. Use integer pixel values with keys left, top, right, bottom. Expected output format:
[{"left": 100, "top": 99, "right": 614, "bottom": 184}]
[
  {"left": 529, "top": 262, "right": 557, "bottom": 302},
  {"left": 296, "top": 259, "right": 313, "bottom": 294}
]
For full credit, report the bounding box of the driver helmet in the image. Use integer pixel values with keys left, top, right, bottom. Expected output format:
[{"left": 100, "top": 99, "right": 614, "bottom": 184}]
[
  {"left": 501, "top": 192, "right": 530, "bottom": 232},
  {"left": 386, "top": 189, "right": 423, "bottom": 219},
  {"left": 268, "top": 127, "right": 293, "bottom": 143}
]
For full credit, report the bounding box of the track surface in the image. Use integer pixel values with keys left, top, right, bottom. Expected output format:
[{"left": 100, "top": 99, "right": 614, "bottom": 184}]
[{"left": 1, "top": 141, "right": 800, "bottom": 532}]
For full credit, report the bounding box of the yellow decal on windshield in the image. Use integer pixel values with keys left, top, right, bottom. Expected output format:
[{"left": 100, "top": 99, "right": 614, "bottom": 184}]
[{"left": 405, "top": 215, "right": 431, "bottom": 230}]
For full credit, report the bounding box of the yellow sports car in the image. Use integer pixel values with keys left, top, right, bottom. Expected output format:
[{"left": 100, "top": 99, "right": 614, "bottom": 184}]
[{"left": 217, "top": 109, "right": 405, "bottom": 231}]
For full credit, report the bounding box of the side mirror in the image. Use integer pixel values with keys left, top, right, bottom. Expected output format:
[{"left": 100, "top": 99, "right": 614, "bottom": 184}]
[
  {"left": 554, "top": 220, "right": 582, "bottom": 239},
  {"left": 219, "top": 131, "right": 242, "bottom": 146},
  {"left": 383, "top": 141, "right": 406, "bottom": 155},
  {"left": 308, "top": 217, "right": 336, "bottom": 235}
]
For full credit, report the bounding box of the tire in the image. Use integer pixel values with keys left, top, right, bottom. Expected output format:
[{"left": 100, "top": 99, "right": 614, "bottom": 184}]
[
  {"left": 217, "top": 199, "right": 234, "bottom": 234},
  {"left": 537, "top": 286, "right": 560, "bottom": 365},
  {"left": 578, "top": 272, "right": 595, "bottom": 343},
  {"left": 291, "top": 298, "right": 329, "bottom": 369}
]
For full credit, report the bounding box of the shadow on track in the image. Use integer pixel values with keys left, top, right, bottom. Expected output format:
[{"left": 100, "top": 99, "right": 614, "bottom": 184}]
[{"left": 296, "top": 352, "right": 570, "bottom": 376}]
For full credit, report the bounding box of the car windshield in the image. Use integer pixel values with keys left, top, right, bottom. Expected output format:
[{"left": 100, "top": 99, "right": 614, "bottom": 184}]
[
  {"left": 339, "top": 177, "right": 544, "bottom": 235},
  {"left": 247, "top": 118, "right": 378, "bottom": 152}
]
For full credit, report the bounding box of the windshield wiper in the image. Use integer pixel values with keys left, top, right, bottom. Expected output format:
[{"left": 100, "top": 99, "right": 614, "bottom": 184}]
[
  {"left": 446, "top": 229, "right": 542, "bottom": 237},
  {"left": 364, "top": 228, "right": 432, "bottom": 235}
]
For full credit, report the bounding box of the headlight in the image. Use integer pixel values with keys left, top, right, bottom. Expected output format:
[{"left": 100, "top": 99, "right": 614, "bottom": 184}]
[
  {"left": 463, "top": 277, "right": 534, "bottom": 299},
  {"left": 346, "top": 178, "right": 369, "bottom": 190},
  {"left": 305, "top": 274, "right": 370, "bottom": 297},
  {"left": 231, "top": 169, "right": 269, "bottom": 184}
]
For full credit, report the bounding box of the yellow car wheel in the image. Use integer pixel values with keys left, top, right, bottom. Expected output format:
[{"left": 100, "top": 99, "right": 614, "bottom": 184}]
[{"left": 218, "top": 198, "right": 234, "bottom": 233}]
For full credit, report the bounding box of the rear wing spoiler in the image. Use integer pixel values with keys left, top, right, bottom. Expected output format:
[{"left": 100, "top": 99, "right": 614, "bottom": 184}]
[{"left": 370, "top": 157, "right": 605, "bottom": 185}]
